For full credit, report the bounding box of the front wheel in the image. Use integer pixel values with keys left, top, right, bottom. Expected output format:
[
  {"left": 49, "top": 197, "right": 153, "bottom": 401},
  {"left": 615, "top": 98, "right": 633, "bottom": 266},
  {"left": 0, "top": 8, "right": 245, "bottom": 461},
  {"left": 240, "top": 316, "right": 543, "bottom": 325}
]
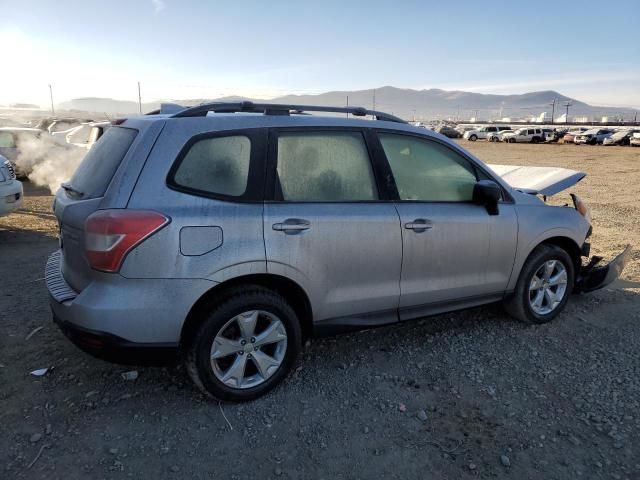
[
  {"left": 186, "top": 286, "right": 302, "bottom": 401},
  {"left": 504, "top": 244, "right": 574, "bottom": 324},
  {"left": 469, "top": 134, "right": 478, "bottom": 141}
]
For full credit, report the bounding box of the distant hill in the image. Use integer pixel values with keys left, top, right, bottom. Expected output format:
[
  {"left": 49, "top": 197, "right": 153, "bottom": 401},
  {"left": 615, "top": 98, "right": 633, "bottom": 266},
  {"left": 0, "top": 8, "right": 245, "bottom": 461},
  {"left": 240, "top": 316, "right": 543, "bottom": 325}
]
[{"left": 57, "top": 88, "right": 639, "bottom": 121}]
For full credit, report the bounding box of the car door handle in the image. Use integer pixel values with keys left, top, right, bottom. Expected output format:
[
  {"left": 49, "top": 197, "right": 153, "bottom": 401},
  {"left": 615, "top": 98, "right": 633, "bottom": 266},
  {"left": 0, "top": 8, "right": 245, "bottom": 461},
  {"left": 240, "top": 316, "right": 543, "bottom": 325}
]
[
  {"left": 272, "top": 219, "right": 311, "bottom": 232},
  {"left": 405, "top": 219, "right": 433, "bottom": 231}
]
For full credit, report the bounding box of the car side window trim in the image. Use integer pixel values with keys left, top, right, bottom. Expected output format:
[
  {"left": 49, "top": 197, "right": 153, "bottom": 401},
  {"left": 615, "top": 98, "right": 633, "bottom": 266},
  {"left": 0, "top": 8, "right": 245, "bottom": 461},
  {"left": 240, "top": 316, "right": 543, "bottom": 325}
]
[
  {"left": 166, "top": 127, "right": 268, "bottom": 203},
  {"left": 264, "top": 126, "right": 394, "bottom": 203},
  {"left": 371, "top": 129, "right": 514, "bottom": 204}
]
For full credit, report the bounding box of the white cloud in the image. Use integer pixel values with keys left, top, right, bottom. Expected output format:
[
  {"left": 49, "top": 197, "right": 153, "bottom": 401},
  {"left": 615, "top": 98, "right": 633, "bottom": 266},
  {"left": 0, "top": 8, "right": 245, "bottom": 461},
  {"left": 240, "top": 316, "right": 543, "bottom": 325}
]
[{"left": 152, "top": 0, "right": 165, "bottom": 13}]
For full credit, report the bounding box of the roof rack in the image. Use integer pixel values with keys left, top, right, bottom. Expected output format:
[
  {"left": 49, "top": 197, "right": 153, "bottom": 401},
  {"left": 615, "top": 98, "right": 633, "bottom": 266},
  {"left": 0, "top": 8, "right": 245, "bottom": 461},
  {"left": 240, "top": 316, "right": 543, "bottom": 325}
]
[{"left": 169, "top": 101, "right": 406, "bottom": 123}]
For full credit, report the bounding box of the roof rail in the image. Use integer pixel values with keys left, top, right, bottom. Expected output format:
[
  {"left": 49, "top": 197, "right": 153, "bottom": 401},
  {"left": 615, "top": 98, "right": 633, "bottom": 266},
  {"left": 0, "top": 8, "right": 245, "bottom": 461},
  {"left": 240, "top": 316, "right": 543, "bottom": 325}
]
[{"left": 170, "top": 101, "right": 406, "bottom": 123}]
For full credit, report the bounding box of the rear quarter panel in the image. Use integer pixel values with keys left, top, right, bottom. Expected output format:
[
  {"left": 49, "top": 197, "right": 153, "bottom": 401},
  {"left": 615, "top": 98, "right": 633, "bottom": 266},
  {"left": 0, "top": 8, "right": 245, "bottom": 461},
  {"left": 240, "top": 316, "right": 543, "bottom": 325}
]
[{"left": 123, "top": 120, "right": 266, "bottom": 282}]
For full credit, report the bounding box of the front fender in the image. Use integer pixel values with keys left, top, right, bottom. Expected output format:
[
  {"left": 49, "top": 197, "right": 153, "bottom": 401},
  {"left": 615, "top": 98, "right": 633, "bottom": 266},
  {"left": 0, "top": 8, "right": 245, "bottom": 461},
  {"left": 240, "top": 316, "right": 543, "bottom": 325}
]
[{"left": 509, "top": 205, "right": 590, "bottom": 291}]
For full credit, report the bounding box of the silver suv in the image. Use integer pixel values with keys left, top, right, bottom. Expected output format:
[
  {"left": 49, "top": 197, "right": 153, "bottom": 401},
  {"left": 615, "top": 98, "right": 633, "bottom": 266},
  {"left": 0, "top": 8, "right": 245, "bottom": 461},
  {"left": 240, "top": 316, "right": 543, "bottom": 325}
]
[{"left": 47, "top": 102, "right": 630, "bottom": 401}]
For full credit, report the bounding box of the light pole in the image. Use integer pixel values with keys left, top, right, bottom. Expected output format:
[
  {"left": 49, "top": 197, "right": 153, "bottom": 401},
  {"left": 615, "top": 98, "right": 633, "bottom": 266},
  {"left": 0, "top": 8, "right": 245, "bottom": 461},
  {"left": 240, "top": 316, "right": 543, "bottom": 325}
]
[
  {"left": 549, "top": 98, "right": 557, "bottom": 125},
  {"left": 563, "top": 101, "right": 572, "bottom": 124},
  {"left": 49, "top": 84, "right": 55, "bottom": 116},
  {"left": 372, "top": 89, "right": 376, "bottom": 119}
]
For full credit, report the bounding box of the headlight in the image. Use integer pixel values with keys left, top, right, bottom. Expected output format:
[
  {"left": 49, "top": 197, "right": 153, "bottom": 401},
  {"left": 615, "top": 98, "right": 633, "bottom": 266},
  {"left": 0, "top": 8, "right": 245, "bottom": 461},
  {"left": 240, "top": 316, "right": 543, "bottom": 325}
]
[{"left": 571, "top": 194, "right": 592, "bottom": 224}]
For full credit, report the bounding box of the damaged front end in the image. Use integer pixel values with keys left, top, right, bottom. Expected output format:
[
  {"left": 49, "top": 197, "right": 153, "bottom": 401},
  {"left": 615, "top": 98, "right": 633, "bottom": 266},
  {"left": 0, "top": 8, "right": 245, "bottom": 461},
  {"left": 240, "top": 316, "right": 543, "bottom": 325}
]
[
  {"left": 569, "top": 194, "right": 632, "bottom": 293},
  {"left": 575, "top": 245, "right": 632, "bottom": 293},
  {"left": 489, "top": 163, "right": 632, "bottom": 293}
]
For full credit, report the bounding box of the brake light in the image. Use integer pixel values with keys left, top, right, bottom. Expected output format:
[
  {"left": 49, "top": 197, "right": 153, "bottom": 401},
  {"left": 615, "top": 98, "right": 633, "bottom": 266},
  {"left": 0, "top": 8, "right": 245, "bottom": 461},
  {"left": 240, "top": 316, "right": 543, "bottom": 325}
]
[{"left": 85, "top": 210, "right": 169, "bottom": 272}]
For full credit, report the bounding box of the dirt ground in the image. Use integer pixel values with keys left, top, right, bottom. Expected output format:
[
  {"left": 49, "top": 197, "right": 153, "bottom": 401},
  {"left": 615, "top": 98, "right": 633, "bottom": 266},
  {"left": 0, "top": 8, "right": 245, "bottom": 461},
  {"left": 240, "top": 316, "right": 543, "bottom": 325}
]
[{"left": 1, "top": 143, "right": 639, "bottom": 479}]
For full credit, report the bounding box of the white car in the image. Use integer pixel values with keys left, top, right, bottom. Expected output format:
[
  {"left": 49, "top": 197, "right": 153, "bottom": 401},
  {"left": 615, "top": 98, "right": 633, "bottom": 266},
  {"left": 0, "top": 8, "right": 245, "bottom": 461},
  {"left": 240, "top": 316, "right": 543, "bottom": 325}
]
[
  {"left": 602, "top": 129, "right": 640, "bottom": 146},
  {"left": 463, "top": 125, "right": 511, "bottom": 141},
  {"left": 574, "top": 129, "right": 614, "bottom": 145},
  {"left": 631, "top": 133, "right": 640, "bottom": 147},
  {"left": 487, "top": 129, "right": 514, "bottom": 142},
  {"left": 502, "top": 127, "right": 546, "bottom": 143},
  {"left": 0, "top": 156, "right": 23, "bottom": 216}
]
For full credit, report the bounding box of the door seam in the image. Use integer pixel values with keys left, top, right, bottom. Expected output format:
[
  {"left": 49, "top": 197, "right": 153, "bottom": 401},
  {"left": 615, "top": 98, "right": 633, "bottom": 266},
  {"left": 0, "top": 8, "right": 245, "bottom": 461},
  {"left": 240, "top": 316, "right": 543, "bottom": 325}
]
[{"left": 392, "top": 202, "right": 403, "bottom": 315}]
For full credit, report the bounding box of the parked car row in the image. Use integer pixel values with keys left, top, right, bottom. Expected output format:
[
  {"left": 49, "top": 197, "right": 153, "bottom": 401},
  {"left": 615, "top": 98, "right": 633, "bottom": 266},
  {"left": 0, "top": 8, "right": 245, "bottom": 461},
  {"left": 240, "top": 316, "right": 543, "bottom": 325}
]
[
  {"left": 0, "top": 120, "right": 109, "bottom": 178},
  {"left": 453, "top": 124, "right": 640, "bottom": 146}
]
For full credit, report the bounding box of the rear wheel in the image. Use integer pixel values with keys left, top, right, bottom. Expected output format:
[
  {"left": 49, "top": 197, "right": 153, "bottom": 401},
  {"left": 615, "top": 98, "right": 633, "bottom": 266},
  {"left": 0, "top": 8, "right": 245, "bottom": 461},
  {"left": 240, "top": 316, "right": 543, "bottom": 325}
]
[
  {"left": 504, "top": 244, "right": 574, "bottom": 324},
  {"left": 186, "top": 286, "right": 302, "bottom": 401}
]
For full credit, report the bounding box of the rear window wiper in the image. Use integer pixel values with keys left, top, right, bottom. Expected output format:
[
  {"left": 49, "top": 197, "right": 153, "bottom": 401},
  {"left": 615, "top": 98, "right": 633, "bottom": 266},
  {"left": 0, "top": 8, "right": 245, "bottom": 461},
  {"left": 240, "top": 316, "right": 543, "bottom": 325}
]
[{"left": 61, "top": 182, "right": 84, "bottom": 199}]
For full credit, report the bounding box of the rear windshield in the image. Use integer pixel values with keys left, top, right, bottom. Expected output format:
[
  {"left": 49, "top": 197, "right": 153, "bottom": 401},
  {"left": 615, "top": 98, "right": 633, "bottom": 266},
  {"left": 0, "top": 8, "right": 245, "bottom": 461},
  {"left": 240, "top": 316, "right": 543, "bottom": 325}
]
[{"left": 69, "top": 126, "right": 137, "bottom": 199}]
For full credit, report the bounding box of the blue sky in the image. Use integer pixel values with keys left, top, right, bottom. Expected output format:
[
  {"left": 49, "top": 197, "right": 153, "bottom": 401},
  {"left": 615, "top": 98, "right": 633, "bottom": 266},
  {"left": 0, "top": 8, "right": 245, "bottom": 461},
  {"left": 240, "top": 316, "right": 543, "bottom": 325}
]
[{"left": 2, "top": 0, "right": 639, "bottom": 107}]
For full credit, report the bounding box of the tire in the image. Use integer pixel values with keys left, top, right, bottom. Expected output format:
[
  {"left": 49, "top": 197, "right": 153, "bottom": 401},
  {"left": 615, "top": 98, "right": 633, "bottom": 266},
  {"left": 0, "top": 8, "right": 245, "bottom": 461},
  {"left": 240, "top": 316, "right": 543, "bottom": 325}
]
[
  {"left": 503, "top": 244, "right": 574, "bottom": 324},
  {"left": 508, "top": 138, "right": 516, "bottom": 143},
  {"left": 186, "top": 286, "right": 302, "bottom": 401},
  {"left": 531, "top": 137, "right": 540, "bottom": 144},
  {"left": 469, "top": 134, "right": 477, "bottom": 141}
]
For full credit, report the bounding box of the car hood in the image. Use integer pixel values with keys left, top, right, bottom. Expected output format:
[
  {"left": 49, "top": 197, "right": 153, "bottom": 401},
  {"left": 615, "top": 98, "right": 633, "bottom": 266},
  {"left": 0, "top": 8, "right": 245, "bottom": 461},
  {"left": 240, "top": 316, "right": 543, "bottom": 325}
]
[{"left": 487, "top": 164, "right": 586, "bottom": 196}]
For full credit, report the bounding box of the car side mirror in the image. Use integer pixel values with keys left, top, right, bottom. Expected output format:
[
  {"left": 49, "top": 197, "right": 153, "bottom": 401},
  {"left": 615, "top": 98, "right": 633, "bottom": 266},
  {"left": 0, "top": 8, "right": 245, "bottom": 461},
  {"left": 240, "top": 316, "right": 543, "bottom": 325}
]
[{"left": 473, "top": 180, "right": 501, "bottom": 215}]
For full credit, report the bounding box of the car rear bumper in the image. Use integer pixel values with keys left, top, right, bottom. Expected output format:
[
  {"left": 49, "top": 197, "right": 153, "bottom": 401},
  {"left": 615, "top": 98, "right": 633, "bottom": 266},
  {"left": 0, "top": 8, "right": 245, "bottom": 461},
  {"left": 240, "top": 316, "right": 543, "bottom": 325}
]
[
  {"left": 575, "top": 245, "right": 632, "bottom": 293},
  {"left": 0, "top": 179, "right": 23, "bottom": 216},
  {"left": 53, "top": 313, "right": 179, "bottom": 365},
  {"left": 45, "top": 249, "right": 216, "bottom": 362}
]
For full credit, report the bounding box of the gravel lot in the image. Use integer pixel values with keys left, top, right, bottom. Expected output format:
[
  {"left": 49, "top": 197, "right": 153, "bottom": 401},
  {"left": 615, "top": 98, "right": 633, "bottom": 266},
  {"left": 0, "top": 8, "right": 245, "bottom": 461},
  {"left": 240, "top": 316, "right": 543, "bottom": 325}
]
[{"left": 1, "top": 143, "right": 639, "bottom": 479}]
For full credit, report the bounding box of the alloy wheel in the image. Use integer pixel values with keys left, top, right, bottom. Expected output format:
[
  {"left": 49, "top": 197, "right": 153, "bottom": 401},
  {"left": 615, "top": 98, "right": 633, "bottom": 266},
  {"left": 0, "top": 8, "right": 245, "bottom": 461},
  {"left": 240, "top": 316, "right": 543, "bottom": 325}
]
[
  {"left": 210, "top": 310, "right": 288, "bottom": 389},
  {"left": 528, "top": 260, "right": 568, "bottom": 315}
]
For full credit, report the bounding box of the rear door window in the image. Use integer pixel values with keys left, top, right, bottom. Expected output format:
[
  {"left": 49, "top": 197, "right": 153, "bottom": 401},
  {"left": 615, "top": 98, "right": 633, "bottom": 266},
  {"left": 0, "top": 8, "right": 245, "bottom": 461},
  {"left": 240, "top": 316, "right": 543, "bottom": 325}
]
[
  {"left": 69, "top": 126, "right": 137, "bottom": 199},
  {"left": 275, "top": 131, "right": 377, "bottom": 202}
]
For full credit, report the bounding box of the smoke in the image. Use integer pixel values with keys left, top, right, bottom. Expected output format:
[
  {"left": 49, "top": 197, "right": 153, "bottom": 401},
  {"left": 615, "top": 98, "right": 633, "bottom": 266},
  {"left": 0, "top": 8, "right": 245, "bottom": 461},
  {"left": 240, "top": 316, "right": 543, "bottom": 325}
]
[{"left": 14, "top": 134, "right": 87, "bottom": 194}]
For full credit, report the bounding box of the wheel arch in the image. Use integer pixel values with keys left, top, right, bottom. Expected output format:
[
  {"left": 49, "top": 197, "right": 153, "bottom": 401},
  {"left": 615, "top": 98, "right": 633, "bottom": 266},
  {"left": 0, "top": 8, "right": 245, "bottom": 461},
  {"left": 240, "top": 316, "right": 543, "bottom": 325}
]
[
  {"left": 180, "top": 274, "right": 313, "bottom": 348},
  {"left": 509, "top": 231, "right": 584, "bottom": 291},
  {"left": 539, "top": 236, "right": 582, "bottom": 274}
]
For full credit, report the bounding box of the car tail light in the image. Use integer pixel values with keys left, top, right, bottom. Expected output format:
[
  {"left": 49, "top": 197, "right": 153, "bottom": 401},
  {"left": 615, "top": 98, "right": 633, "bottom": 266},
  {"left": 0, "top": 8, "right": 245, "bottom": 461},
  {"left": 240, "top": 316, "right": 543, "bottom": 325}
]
[{"left": 85, "top": 210, "right": 169, "bottom": 272}]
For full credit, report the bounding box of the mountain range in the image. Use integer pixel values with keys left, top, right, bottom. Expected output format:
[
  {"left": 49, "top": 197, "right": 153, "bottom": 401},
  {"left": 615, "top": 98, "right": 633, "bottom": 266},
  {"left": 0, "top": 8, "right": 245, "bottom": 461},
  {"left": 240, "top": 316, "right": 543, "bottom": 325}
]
[{"left": 58, "top": 87, "right": 639, "bottom": 121}]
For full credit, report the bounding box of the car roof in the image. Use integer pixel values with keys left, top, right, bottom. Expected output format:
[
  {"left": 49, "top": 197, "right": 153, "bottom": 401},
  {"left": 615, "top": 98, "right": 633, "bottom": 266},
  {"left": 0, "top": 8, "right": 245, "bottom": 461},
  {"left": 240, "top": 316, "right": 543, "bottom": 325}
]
[{"left": 126, "top": 112, "right": 432, "bottom": 137}]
